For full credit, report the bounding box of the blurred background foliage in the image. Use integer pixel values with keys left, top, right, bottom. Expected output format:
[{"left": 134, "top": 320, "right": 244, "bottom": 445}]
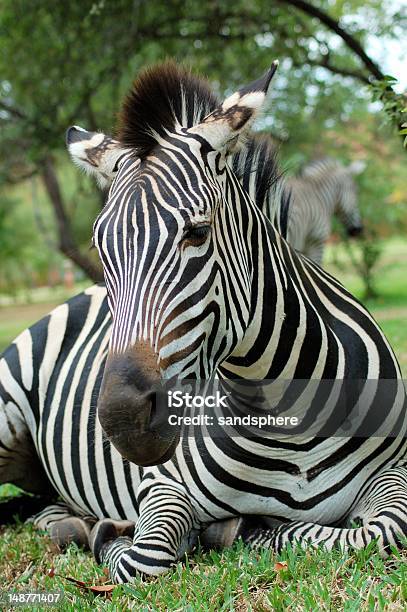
[{"left": 0, "top": 0, "right": 406, "bottom": 294}]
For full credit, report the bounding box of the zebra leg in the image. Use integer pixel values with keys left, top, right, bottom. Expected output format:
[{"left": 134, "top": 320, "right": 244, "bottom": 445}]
[
  {"left": 89, "top": 484, "right": 196, "bottom": 582},
  {"left": 199, "top": 515, "right": 284, "bottom": 550},
  {"left": 28, "top": 502, "right": 97, "bottom": 549},
  {"left": 200, "top": 517, "right": 245, "bottom": 550},
  {"left": 243, "top": 466, "right": 407, "bottom": 557}
]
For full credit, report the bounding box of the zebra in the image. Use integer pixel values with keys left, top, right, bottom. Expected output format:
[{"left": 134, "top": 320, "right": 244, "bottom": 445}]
[
  {"left": 0, "top": 67, "right": 288, "bottom": 554},
  {"left": 63, "top": 59, "right": 406, "bottom": 584},
  {"left": 286, "top": 158, "right": 365, "bottom": 265},
  {"left": 0, "top": 61, "right": 404, "bottom": 582}
]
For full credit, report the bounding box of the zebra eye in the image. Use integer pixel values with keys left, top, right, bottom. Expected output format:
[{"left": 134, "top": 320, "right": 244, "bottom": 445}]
[{"left": 181, "top": 224, "right": 211, "bottom": 246}]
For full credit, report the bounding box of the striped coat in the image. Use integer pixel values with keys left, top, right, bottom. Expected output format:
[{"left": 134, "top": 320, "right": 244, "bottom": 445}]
[{"left": 1, "top": 61, "right": 406, "bottom": 584}]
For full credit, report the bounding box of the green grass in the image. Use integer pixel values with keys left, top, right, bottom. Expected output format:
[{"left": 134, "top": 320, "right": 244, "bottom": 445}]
[
  {"left": 0, "top": 236, "right": 407, "bottom": 609},
  {"left": 0, "top": 484, "right": 22, "bottom": 497},
  {"left": 379, "top": 318, "right": 407, "bottom": 347},
  {"left": 325, "top": 236, "right": 407, "bottom": 308},
  {"left": 0, "top": 525, "right": 405, "bottom": 610},
  {"left": 0, "top": 319, "right": 34, "bottom": 354}
]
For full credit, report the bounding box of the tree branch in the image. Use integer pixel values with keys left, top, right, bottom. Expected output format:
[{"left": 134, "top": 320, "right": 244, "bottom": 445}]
[
  {"left": 278, "top": 0, "right": 406, "bottom": 142},
  {"left": 0, "top": 99, "right": 27, "bottom": 120},
  {"left": 292, "top": 56, "right": 371, "bottom": 85},
  {"left": 277, "top": 0, "right": 384, "bottom": 80},
  {"left": 40, "top": 157, "right": 102, "bottom": 282}
]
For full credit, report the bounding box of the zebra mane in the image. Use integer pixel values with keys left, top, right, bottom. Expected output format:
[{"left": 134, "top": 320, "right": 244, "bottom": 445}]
[
  {"left": 299, "top": 157, "right": 342, "bottom": 181},
  {"left": 118, "top": 60, "right": 219, "bottom": 159},
  {"left": 232, "top": 134, "right": 290, "bottom": 237}
]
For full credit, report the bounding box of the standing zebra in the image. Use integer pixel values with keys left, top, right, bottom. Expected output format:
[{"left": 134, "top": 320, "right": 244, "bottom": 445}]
[
  {"left": 286, "top": 158, "right": 365, "bottom": 265},
  {"left": 65, "top": 60, "right": 406, "bottom": 583}
]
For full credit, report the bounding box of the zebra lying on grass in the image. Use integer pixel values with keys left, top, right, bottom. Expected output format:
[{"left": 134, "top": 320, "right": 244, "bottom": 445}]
[
  {"left": 73, "top": 60, "right": 406, "bottom": 581},
  {"left": 0, "top": 66, "right": 288, "bottom": 552},
  {"left": 286, "top": 158, "right": 365, "bottom": 265},
  {"left": 1, "top": 61, "right": 406, "bottom": 584},
  {"left": 0, "top": 284, "right": 281, "bottom": 549}
]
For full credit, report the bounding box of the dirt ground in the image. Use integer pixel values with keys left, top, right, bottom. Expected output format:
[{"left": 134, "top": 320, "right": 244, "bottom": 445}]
[{"left": 0, "top": 302, "right": 59, "bottom": 326}]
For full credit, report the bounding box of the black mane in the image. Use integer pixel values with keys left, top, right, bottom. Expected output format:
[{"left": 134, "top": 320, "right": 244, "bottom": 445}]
[
  {"left": 232, "top": 134, "right": 289, "bottom": 237},
  {"left": 118, "top": 60, "right": 219, "bottom": 159}
]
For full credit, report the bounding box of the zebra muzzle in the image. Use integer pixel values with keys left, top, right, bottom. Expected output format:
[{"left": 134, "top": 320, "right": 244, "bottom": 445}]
[
  {"left": 347, "top": 225, "right": 363, "bottom": 238},
  {"left": 97, "top": 352, "right": 180, "bottom": 467}
]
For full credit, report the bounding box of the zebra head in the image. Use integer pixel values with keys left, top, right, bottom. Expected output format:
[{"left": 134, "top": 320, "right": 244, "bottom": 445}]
[
  {"left": 336, "top": 161, "right": 365, "bottom": 238},
  {"left": 67, "top": 61, "right": 279, "bottom": 466}
]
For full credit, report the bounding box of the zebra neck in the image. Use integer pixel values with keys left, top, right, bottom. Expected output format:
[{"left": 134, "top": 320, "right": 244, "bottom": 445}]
[
  {"left": 316, "top": 177, "right": 338, "bottom": 214},
  {"left": 290, "top": 173, "right": 338, "bottom": 217},
  {"left": 220, "top": 225, "right": 311, "bottom": 382}
]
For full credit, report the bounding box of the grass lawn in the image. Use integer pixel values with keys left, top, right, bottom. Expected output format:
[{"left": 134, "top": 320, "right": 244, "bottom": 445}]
[
  {"left": 0, "top": 237, "right": 406, "bottom": 609},
  {"left": 0, "top": 526, "right": 405, "bottom": 611},
  {"left": 0, "top": 304, "right": 60, "bottom": 354},
  {"left": 0, "top": 283, "right": 89, "bottom": 355}
]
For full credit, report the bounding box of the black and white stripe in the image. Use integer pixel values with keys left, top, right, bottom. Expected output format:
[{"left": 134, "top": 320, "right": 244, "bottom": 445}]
[{"left": 0, "top": 285, "right": 142, "bottom": 523}]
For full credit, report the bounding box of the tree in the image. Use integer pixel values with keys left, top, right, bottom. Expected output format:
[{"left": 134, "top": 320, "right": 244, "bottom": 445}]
[
  {"left": 278, "top": 0, "right": 406, "bottom": 137},
  {"left": 0, "top": 1, "right": 405, "bottom": 279}
]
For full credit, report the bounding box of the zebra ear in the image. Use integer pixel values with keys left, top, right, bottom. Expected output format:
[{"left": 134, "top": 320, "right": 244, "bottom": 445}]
[
  {"left": 66, "top": 126, "right": 130, "bottom": 189},
  {"left": 188, "top": 61, "right": 278, "bottom": 154}
]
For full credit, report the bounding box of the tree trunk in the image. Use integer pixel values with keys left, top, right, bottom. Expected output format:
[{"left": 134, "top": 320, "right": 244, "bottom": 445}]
[{"left": 40, "top": 157, "right": 103, "bottom": 282}]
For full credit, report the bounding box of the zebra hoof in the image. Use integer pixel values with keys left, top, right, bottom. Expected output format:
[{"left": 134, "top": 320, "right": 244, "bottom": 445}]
[
  {"left": 89, "top": 519, "right": 135, "bottom": 564},
  {"left": 50, "top": 517, "right": 91, "bottom": 549},
  {"left": 200, "top": 517, "right": 244, "bottom": 550}
]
